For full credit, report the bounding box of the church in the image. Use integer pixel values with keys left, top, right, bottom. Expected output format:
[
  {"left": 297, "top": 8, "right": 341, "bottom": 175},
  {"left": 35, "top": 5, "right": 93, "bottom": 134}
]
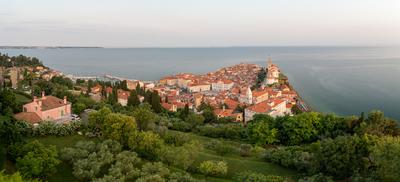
[{"left": 265, "top": 57, "right": 280, "bottom": 85}]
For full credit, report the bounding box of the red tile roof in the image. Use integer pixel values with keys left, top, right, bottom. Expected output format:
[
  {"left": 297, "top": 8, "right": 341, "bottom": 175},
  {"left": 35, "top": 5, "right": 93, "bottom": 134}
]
[
  {"left": 14, "top": 112, "right": 42, "bottom": 124},
  {"left": 39, "top": 96, "right": 70, "bottom": 111}
]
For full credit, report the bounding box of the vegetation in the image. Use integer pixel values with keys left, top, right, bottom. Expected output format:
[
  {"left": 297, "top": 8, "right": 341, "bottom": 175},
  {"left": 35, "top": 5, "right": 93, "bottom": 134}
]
[{"left": 0, "top": 53, "right": 44, "bottom": 68}]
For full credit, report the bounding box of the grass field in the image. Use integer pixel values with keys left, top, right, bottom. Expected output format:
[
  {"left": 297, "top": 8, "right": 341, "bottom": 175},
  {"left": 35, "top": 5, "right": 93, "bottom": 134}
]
[{"left": 24, "top": 132, "right": 301, "bottom": 182}]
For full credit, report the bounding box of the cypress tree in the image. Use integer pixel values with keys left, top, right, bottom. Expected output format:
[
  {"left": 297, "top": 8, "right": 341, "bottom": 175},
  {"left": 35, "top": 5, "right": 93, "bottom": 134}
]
[{"left": 127, "top": 90, "right": 140, "bottom": 107}]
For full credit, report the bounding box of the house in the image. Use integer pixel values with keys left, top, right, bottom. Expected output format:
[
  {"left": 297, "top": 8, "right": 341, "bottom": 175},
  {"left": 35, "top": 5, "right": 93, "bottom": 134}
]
[
  {"left": 117, "top": 89, "right": 131, "bottom": 106},
  {"left": 162, "top": 102, "right": 178, "bottom": 112},
  {"left": 214, "top": 107, "right": 243, "bottom": 122},
  {"left": 252, "top": 90, "right": 269, "bottom": 104},
  {"left": 244, "top": 99, "right": 287, "bottom": 123},
  {"left": 14, "top": 92, "right": 72, "bottom": 124},
  {"left": 91, "top": 84, "right": 102, "bottom": 94}
]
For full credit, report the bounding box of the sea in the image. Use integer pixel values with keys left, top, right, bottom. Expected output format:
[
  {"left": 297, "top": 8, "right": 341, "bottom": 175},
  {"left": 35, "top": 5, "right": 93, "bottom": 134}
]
[{"left": 1, "top": 46, "right": 400, "bottom": 120}]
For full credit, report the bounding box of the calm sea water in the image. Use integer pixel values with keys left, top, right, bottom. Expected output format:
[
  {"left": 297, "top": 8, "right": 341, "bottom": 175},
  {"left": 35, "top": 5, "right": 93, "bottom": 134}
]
[{"left": 1, "top": 47, "right": 400, "bottom": 120}]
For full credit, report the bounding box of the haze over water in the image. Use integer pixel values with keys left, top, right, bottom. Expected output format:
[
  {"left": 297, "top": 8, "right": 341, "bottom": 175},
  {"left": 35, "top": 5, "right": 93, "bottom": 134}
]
[{"left": 1, "top": 46, "right": 400, "bottom": 120}]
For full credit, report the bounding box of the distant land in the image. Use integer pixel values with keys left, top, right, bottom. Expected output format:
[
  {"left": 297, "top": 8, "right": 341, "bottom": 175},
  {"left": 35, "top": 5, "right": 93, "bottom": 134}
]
[{"left": 0, "top": 46, "right": 103, "bottom": 49}]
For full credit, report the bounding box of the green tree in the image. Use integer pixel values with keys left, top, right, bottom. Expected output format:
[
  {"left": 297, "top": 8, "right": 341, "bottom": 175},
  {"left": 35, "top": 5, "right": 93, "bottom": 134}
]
[
  {"left": 185, "top": 113, "right": 205, "bottom": 129},
  {"left": 0, "top": 89, "right": 19, "bottom": 115},
  {"left": 313, "top": 135, "right": 370, "bottom": 179},
  {"left": 97, "top": 151, "right": 141, "bottom": 181},
  {"left": 127, "top": 90, "right": 140, "bottom": 107},
  {"left": 202, "top": 109, "right": 217, "bottom": 123},
  {"left": 281, "top": 112, "right": 321, "bottom": 145},
  {"left": 32, "top": 80, "right": 54, "bottom": 97},
  {"left": 248, "top": 115, "right": 279, "bottom": 145},
  {"left": 14, "top": 140, "right": 60, "bottom": 178},
  {"left": 128, "top": 131, "right": 164, "bottom": 160},
  {"left": 357, "top": 111, "right": 399, "bottom": 136},
  {"left": 88, "top": 107, "right": 113, "bottom": 132},
  {"left": 0, "top": 171, "right": 24, "bottom": 182},
  {"left": 103, "top": 113, "right": 137, "bottom": 147},
  {"left": 132, "top": 104, "right": 156, "bottom": 131},
  {"left": 151, "top": 91, "right": 162, "bottom": 113},
  {"left": 371, "top": 136, "right": 400, "bottom": 181},
  {"left": 72, "top": 102, "right": 87, "bottom": 115}
]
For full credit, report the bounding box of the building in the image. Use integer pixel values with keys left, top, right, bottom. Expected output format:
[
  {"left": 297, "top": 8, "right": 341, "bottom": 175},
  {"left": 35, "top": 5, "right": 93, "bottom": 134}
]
[
  {"left": 265, "top": 58, "right": 280, "bottom": 85},
  {"left": 214, "top": 107, "right": 243, "bottom": 122},
  {"left": 14, "top": 92, "right": 72, "bottom": 124},
  {"left": 162, "top": 102, "right": 178, "bottom": 112},
  {"left": 239, "top": 87, "right": 253, "bottom": 104},
  {"left": 252, "top": 90, "right": 269, "bottom": 104},
  {"left": 211, "top": 79, "right": 234, "bottom": 91},
  {"left": 244, "top": 99, "right": 287, "bottom": 123},
  {"left": 117, "top": 89, "right": 131, "bottom": 106},
  {"left": 188, "top": 83, "right": 211, "bottom": 93}
]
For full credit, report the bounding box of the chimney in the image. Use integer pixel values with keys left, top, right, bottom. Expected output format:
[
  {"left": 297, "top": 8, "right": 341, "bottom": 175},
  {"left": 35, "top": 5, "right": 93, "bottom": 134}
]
[
  {"left": 33, "top": 96, "right": 37, "bottom": 102},
  {"left": 38, "top": 100, "right": 42, "bottom": 106},
  {"left": 63, "top": 96, "right": 67, "bottom": 104},
  {"left": 41, "top": 91, "right": 46, "bottom": 99}
]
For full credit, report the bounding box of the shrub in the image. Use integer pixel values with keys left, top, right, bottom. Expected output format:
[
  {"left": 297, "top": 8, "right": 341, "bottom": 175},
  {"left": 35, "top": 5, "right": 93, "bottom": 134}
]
[
  {"left": 198, "top": 160, "right": 228, "bottom": 177},
  {"left": 32, "top": 121, "right": 82, "bottom": 136},
  {"left": 170, "top": 119, "right": 192, "bottom": 132},
  {"left": 235, "top": 171, "right": 286, "bottom": 182},
  {"left": 298, "top": 173, "right": 334, "bottom": 182},
  {"left": 239, "top": 144, "right": 252, "bottom": 157},
  {"left": 163, "top": 132, "right": 190, "bottom": 146}
]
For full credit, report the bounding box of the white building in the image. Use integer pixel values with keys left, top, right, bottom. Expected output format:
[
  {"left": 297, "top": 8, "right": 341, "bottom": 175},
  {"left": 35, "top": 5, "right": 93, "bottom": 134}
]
[
  {"left": 239, "top": 87, "right": 253, "bottom": 104},
  {"left": 188, "top": 84, "right": 211, "bottom": 93},
  {"left": 211, "top": 79, "right": 234, "bottom": 91}
]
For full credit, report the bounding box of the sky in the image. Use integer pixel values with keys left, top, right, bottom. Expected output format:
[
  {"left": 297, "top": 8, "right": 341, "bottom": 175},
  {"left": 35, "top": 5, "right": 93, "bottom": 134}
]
[{"left": 0, "top": 0, "right": 399, "bottom": 47}]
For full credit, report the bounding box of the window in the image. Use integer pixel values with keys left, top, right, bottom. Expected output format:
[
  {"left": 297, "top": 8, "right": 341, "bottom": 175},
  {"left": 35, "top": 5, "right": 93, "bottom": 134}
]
[
  {"left": 61, "top": 110, "right": 64, "bottom": 116},
  {"left": 35, "top": 106, "right": 38, "bottom": 111},
  {"left": 23, "top": 107, "right": 27, "bottom": 112}
]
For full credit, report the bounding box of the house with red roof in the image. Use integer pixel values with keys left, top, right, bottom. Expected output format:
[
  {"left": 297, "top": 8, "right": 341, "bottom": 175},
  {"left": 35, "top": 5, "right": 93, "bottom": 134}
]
[
  {"left": 117, "top": 89, "right": 131, "bottom": 106},
  {"left": 244, "top": 98, "right": 287, "bottom": 123},
  {"left": 14, "top": 92, "right": 72, "bottom": 124},
  {"left": 214, "top": 107, "right": 243, "bottom": 122}
]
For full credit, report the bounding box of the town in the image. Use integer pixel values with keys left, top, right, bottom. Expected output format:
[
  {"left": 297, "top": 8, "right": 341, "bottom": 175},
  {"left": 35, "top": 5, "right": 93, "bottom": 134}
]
[{"left": 1, "top": 54, "right": 306, "bottom": 124}]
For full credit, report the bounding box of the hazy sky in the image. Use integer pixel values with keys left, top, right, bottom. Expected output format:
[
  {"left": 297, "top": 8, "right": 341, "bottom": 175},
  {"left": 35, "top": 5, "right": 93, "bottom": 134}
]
[{"left": 1, "top": 0, "right": 399, "bottom": 47}]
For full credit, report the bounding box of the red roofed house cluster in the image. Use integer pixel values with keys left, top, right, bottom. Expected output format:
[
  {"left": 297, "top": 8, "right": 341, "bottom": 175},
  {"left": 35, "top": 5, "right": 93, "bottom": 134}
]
[{"left": 156, "top": 58, "right": 301, "bottom": 124}]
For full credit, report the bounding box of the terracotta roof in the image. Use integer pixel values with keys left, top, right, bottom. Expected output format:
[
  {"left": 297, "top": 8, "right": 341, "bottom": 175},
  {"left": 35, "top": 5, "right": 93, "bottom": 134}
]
[
  {"left": 14, "top": 112, "right": 42, "bottom": 124},
  {"left": 223, "top": 98, "right": 239, "bottom": 109},
  {"left": 252, "top": 90, "right": 268, "bottom": 97},
  {"left": 162, "top": 103, "right": 174, "bottom": 111},
  {"left": 246, "top": 101, "right": 272, "bottom": 113},
  {"left": 117, "top": 89, "right": 130, "bottom": 100},
  {"left": 214, "top": 109, "right": 235, "bottom": 117},
  {"left": 39, "top": 96, "right": 70, "bottom": 111}
]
